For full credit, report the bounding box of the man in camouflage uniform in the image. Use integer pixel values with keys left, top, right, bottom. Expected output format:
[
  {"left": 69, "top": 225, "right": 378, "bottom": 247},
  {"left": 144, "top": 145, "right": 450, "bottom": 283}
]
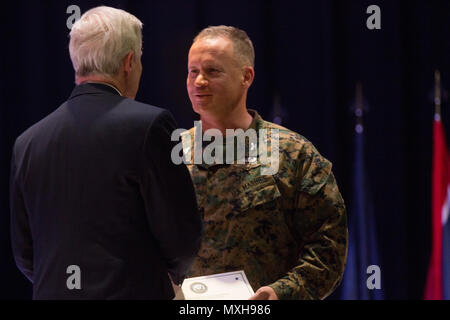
[{"left": 183, "top": 25, "right": 348, "bottom": 300}]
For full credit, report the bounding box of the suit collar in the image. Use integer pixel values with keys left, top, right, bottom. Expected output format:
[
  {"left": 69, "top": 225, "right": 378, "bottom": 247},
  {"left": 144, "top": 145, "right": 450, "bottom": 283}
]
[{"left": 68, "top": 82, "right": 122, "bottom": 101}]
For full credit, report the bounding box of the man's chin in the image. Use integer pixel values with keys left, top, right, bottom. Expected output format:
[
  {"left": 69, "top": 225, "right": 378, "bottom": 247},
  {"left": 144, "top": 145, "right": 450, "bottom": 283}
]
[{"left": 193, "top": 103, "right": 214, "bottom": 115}]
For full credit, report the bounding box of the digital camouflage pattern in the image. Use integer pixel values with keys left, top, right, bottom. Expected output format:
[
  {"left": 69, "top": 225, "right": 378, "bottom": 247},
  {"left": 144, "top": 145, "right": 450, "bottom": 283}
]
[{"left": 181, "top": 109, "right": 348, "bottom": 300}]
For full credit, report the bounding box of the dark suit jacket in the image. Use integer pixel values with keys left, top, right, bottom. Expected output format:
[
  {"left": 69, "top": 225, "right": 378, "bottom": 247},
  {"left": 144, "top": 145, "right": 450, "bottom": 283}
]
[{"left": 9, "top": 83, "right": 202, "bottom": 299}]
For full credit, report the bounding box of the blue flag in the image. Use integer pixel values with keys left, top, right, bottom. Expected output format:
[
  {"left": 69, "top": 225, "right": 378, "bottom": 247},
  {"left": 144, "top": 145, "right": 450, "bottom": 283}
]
[{"left": 337, "top": 121, "right": 384, "bottom": 300}]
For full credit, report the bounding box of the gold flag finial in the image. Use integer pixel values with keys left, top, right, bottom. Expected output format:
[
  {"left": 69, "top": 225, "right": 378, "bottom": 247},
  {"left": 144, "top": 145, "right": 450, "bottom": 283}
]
[{"left": 435, "top": 70, "right": 441, "bottom": 117}]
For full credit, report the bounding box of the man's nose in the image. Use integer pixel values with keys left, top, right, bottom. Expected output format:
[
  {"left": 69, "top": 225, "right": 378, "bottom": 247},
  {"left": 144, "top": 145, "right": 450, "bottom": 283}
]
[{"left": 194, "top": 73, "right": 208, "bottom": 87}]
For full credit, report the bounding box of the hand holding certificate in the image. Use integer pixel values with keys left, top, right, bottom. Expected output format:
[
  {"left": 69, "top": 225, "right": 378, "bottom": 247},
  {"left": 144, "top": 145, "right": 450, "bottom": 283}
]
[{"left": 180, "top": 270, "right": 254, "bottom": 300}]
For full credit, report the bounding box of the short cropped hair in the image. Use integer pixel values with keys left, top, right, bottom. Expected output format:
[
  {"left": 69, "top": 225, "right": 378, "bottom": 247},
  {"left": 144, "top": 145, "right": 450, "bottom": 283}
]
[
  {"left": 69, "top": 6, "right": 143, "bottom": 77},
  {"left": 193, "top": 25, "right": 255, "bottom": 67}
]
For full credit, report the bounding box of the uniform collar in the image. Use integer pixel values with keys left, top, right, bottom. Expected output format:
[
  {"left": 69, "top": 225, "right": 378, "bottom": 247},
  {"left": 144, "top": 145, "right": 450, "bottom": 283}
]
[
  {"left": 247, "top": 109, "right": 264, "bottom": 131},
  {"left": 181, "top": 109, "right": 265, "bottom": 168}
]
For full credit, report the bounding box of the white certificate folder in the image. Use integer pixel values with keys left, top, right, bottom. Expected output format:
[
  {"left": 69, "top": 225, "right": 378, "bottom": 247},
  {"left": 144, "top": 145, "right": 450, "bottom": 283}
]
[{"left": 181, "top": 270, "right": 255, "bottom": 300}]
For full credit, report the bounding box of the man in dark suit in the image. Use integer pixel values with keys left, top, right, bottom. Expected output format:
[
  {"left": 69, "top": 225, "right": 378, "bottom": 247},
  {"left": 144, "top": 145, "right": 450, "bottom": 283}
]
[{"left": 9, "top": 6, "right": 202, "bottom": 299}]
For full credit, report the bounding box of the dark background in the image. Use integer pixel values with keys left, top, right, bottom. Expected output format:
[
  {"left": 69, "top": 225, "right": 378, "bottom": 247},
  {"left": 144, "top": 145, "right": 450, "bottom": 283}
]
[{"left": 1, "top": 0, "right": 449, "bottom": 299}]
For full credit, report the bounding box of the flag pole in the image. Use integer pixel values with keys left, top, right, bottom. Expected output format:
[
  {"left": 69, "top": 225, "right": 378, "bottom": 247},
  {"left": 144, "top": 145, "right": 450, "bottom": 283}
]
[
  {"left": 355, "top": 82, "right": 364, "bottom": 133},
  {"left": 435, "top": 70, "right": 441, "bottom": 118}
]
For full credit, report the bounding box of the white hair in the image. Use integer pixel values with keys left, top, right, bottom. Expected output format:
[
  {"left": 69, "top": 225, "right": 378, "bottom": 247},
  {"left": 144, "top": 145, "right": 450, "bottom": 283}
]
[{"left": 69, "top": 6, "right": 143, "bottom": 77}]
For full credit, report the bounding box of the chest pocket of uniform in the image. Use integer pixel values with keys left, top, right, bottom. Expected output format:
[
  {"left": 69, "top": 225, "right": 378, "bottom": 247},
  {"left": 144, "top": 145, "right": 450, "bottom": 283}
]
[{"left": 233, "top": 162, "right": 282, "bottom": 213}]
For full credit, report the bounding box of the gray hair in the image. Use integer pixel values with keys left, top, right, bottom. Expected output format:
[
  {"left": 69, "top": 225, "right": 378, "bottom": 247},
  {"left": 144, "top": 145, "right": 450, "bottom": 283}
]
[
  {"left": 69, "top": 6, "right": 143, "bottom": 77},
  {"left": 193, "top": 25, "right": 255, "bottom": 67}
]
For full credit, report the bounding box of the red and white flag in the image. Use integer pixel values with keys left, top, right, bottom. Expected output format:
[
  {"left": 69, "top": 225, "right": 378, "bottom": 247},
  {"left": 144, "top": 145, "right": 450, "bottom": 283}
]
[{"left": 424, "top": 113, "right": 450, "bottom": 300}]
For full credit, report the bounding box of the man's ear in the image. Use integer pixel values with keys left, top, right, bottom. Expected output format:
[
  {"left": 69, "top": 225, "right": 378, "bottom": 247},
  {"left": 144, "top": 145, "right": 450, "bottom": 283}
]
[
  {"left": 122, "top": 51, "right": 135, "bottom": 75},
  {"left": 242, "top": 66, "right": 255, "bottom": 88}
]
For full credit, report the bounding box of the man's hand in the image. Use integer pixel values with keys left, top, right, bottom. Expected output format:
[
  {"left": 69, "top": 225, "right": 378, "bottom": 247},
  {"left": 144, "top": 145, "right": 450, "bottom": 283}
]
[{"left": 249, "top": 286, "right": 279, "bottom": 300}]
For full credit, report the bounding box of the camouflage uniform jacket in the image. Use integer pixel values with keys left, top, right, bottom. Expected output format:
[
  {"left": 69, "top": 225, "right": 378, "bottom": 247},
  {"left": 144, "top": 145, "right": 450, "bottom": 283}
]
[{"left": 181, "top": 109, "right": 348, "bottom": 299}]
